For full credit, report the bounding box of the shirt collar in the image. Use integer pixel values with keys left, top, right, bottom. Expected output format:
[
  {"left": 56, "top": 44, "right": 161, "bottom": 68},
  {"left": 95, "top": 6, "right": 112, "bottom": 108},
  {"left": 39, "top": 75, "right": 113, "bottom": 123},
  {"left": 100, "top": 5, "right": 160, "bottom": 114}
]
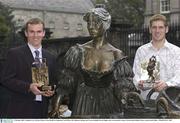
[
  {"left": 148, "top": 39, "right": 170, "bottom": 49},
  {"left": 28, "top": 43, "right": 42, "bottom": 53},
  {"left": 163, "top": 40, "right": 170, "bottom": 49},
  {"left": 28, "top": 43, "right": 42, "bottom": 59}
]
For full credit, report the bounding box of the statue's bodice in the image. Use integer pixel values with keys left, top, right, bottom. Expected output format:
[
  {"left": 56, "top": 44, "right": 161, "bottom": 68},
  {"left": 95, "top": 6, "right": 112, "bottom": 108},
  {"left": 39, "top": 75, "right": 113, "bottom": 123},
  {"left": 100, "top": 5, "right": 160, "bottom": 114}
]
[
  {"left": 80, "top": 45, "right": 116, "bottom": 88},
  {"left": 81, "top": 67, "right": 114, "bottom": 88}
]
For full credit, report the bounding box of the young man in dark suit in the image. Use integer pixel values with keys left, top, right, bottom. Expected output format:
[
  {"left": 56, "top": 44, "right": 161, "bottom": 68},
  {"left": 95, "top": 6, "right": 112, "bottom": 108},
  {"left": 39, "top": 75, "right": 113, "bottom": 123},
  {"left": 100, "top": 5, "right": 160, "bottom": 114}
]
[{"left": 1, "top": 18, "right": 57, "bottom": 118}]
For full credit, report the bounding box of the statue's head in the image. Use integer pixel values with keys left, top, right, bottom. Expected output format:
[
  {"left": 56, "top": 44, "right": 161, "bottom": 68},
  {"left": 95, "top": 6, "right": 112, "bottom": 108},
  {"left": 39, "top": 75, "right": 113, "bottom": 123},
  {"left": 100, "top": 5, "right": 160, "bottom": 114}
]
[{"left": 83, "top": 7, "right": 111, "bottom": 37}]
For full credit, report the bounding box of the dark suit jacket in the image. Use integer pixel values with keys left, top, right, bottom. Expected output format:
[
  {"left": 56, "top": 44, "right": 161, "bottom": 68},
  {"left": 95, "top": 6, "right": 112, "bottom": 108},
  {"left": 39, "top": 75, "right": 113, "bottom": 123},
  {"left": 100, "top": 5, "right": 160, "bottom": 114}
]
[{"left": 1, "top": 44, "right": 57, "bottom": 118}]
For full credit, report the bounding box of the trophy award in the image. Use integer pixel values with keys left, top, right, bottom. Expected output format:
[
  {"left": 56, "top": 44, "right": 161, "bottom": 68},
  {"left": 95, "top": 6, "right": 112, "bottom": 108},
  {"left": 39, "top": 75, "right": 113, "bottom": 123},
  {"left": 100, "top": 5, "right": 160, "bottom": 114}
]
[
  {"left": 140, "top": 56, "right": 160, "bottom": 90},
  {"left": 32, "top": 58, "right": 55, "bottom": 91}
]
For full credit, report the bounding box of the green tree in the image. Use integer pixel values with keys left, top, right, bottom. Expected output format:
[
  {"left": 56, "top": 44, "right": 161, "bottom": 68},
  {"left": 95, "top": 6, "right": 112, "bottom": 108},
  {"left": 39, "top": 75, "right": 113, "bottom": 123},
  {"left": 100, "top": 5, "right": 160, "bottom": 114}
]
[
  {"left": 0, "top": 16, "right": 9, "bottom": 38},
  {"left": 0, "top": 1, "right": 14, "bottom": 43},
  {"left": 0, "top": 1, "right": 15, "bottom": 60},
  {"left": 94, "top": 0, "right": 145, "bottom": 27}
]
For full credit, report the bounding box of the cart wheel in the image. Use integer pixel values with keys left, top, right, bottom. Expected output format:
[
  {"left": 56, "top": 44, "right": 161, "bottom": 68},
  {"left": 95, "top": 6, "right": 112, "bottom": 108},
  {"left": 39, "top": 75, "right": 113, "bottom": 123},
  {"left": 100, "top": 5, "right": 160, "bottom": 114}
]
[
  {"left": 174, "top": 93, "right": 180, "bottom": 103},
  {"left": 127, "top": 92, "right": 145, "bottom": 108},
  {"left": 156, "top": 97, "right": 169, "bottom": 118}
]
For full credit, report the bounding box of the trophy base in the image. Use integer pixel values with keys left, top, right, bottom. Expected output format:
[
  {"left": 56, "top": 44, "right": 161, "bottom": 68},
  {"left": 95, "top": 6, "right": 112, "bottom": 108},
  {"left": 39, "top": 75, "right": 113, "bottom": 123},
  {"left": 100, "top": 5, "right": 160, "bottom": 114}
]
[{"left": 39, "top": 85, "right": 56, "bottom": 91}]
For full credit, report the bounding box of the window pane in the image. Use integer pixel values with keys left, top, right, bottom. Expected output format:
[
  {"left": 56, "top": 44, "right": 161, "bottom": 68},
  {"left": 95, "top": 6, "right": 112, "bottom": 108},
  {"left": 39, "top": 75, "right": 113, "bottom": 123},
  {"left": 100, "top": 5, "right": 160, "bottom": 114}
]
[{"left": 160, "top": 0, "right": 170, "bottom": 13}]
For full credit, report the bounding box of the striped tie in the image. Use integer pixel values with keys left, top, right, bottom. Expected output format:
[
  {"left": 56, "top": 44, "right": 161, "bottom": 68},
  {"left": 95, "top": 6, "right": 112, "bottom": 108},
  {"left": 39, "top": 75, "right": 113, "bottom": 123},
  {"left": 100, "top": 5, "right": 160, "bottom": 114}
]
[{"left": 34, "top": 50, "right": 40, "bottom": 63}]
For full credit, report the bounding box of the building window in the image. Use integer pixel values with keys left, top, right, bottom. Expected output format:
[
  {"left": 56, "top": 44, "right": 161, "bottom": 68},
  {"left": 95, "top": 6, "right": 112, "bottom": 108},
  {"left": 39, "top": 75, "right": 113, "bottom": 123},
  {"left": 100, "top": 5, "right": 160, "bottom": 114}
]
[
  {"left": 63, "top": 22, "right": 70, "bottom": 30},
  {"left": 16, "top": 18, "right": 24, "bottom": 28},
  {"left": 160, "top": 0, "right": 170, "bottom": 14},
  {"left": 76, "top": 23, "right": 83, "bottom": 31},
  {"left": 49, "top": 21, "right": 55, "bottom": 29}
]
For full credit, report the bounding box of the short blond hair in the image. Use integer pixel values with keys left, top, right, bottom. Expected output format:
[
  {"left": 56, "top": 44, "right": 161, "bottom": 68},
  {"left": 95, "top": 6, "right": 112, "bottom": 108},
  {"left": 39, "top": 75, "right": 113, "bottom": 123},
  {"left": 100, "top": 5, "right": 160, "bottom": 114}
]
[{"left": 149, "top": 14, "right": 168, "bottom": 27}]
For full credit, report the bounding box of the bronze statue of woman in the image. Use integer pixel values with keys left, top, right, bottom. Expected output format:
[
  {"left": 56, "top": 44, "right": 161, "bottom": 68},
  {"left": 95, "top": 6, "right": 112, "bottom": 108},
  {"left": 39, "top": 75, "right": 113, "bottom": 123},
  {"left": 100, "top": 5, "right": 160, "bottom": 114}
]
[{"left": 49, "top": 7, "right": 138, "bottom": 118}]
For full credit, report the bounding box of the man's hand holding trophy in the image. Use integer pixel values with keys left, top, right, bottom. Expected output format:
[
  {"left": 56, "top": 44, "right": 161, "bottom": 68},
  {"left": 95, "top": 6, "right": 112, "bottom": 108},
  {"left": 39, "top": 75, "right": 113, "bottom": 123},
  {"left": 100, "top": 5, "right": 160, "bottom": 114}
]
[
  {"left": 31, "top": 58, "right": 56, "bottom": 98},
  {"left": 140, "top": 55, "right": 160, "bottom": 90}
]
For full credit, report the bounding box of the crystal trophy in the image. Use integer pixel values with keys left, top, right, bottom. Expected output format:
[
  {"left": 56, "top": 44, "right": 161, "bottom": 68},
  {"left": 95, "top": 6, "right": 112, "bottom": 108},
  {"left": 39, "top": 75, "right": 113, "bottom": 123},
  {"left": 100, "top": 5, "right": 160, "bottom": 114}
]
[{"left": 32, "top": 58, "right": 55, "bottom": 91}]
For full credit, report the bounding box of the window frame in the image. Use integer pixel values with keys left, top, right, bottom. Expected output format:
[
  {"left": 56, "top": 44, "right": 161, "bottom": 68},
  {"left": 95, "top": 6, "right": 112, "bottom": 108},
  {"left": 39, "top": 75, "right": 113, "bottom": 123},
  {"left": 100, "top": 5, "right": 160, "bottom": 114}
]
[{"left": 160, "top": 0, "right": 170, "bottom": 14}]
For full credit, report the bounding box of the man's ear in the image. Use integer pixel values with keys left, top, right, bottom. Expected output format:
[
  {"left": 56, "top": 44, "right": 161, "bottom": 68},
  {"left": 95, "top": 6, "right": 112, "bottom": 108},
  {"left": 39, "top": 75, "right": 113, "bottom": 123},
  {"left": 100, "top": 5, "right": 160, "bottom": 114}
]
[
  {"left": 149, "top": 26, "right": 152, "bottom": 34},
  {"left": 165, "top": 26, "right": 169, "bottom": 34},
  {"left": 43, "top": 30, "right": 46, "bottom": 37},
  {"left": 25, "top": 30, "right": 28, "bottom": 37}
]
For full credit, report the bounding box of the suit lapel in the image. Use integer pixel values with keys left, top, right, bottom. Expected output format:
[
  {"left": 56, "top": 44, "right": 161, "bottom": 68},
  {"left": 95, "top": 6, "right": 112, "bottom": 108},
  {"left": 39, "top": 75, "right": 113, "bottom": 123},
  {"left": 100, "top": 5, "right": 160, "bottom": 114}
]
[
  {"left": 42, "top": 49, "right": 49, "bottom": 66},
  {"left": 42, "top": 49, "right": 47, "bottom": 61},
  {"left": 42, "top": 49, "right": 46, "bottom": 59},
  {"left": 22, "top": 45, "right": 34, "bottom": 68}
]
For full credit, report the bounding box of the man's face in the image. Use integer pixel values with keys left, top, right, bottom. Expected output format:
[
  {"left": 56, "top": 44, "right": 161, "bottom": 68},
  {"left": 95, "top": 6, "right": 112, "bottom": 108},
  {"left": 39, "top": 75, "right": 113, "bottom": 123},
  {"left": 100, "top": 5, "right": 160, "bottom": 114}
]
[
  {"left": 25, "top": 23, "right": 45, "bottom": 48},
  {"left": 149, "top": 20, "right": 168, "bottom": 42}
]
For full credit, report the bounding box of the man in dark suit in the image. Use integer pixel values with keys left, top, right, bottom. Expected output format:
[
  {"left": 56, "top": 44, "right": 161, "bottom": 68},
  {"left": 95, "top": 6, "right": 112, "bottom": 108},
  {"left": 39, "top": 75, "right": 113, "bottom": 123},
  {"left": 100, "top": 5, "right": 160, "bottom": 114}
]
[{"left": 0, "top": 18, "right": 57, "bottom": 118}]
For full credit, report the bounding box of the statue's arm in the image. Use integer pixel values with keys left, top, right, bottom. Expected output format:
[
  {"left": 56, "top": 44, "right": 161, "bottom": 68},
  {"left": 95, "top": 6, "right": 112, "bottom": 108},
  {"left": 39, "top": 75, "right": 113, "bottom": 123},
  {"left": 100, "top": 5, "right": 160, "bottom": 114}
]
[{"left": 49, "top": 45, "right": 82, "bottom": 117}]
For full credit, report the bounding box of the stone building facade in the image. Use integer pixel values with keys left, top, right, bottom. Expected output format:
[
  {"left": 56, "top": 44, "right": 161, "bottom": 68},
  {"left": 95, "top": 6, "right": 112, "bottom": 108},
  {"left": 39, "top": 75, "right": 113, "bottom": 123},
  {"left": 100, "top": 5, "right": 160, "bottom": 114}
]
[
  {"left": 144, "top": 0, "right": 180, "bottom": 26},
  {"left": 0, "top": 0, "right": 94, "bottom": 39}
]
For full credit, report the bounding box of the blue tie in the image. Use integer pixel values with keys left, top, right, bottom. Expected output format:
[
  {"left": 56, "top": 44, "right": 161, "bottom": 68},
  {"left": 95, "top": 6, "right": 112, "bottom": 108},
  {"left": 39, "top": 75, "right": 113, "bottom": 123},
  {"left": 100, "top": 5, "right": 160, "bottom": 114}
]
[{"left": 34, "top": 50, "right": 40, "bottom": 63}]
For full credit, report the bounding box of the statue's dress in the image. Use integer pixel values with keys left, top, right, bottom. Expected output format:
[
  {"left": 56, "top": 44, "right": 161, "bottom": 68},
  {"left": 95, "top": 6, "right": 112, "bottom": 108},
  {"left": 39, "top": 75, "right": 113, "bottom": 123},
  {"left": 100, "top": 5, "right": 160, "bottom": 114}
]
[{"left": 58, "top": 44, "right": 136, "bottom": 117}]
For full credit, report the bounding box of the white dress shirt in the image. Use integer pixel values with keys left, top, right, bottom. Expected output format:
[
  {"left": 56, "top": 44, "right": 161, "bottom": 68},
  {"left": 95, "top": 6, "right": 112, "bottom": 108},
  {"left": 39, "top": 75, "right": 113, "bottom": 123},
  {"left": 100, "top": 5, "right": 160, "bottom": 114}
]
[
  {"left": 28, "top": 43, "right": 43, "bottom": 101},
  {"left": 28, "top": 43, "right": 42, "bottom": 61},
  {"left": 133, "top": 40, "right": 180, "bottom": 100}
]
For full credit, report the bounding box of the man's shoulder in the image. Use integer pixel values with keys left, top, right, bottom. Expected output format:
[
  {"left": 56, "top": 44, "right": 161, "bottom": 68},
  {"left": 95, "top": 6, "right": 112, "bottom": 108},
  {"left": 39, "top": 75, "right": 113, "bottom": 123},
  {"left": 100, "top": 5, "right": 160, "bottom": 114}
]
[
  {"left": 137, "top": 43, "right": 150, "bottom": 51},
  {"left": 165, "top": 42, "right": 180, "bottom": 56},
  {"left": 167, "top": 42, "right": 180, "bottom": 51},
  {"left": 42, "top": 48, "right": 56, "bottom": 58},
  {"left": 8, "top": 45, "right": 27, "bottom": 53}
]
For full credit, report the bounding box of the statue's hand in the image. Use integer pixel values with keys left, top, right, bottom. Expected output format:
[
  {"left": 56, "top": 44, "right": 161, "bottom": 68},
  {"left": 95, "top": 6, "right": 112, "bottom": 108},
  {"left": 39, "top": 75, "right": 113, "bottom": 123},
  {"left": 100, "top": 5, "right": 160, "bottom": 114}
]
[
  {"left": 48, "top": 105, "right": 70, "bottom": 118},
  {"left": 48, "top": 108, "right": 60, "bottom": 118},
  {"left": 48, "top": 93, "right": 70, "bottom": 118}
]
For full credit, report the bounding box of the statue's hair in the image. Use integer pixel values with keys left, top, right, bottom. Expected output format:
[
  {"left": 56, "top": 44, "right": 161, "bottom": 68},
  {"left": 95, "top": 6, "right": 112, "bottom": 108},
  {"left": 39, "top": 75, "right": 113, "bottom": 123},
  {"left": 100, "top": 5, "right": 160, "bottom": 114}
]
[{"left": 83, "top": 7, "right": 111, "bottom": 30}]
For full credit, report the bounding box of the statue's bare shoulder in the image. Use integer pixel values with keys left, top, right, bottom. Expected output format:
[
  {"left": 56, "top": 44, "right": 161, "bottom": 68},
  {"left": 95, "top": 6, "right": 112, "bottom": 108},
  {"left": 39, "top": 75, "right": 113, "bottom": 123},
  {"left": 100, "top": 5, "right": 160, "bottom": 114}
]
[
  {"left": 81, "top": 41, "right": 93, "bottom": 49},
  {"left": 106, "top": 43, "right": 124, "bottom": 60}
]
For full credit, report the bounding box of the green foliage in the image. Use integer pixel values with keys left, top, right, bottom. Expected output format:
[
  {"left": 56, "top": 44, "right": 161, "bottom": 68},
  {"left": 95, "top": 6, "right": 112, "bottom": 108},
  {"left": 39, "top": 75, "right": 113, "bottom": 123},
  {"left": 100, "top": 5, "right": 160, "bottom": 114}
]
[
  {"left": 0, "top": 3, "right": 14, "bottom": 41},
  {"left": 0, "top": 15, "right": 9, "bottom": 36},
  {"left": 95, "top": 0, "right": 145, "bottom": 27}
]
